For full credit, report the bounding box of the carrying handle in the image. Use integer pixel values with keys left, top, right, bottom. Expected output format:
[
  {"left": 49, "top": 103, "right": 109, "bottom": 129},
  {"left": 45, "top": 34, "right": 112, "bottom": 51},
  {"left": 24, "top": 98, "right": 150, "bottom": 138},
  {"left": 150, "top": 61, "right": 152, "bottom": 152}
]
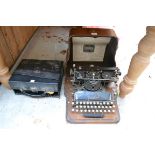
[{"left": 22, "top": 90, "right": 46, "bottom": 97}]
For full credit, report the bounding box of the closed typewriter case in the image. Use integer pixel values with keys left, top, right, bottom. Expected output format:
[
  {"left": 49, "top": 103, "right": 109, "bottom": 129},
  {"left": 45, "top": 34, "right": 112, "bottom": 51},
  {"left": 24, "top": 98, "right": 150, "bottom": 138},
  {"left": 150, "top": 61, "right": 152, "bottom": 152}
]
[
  {"left": 9, "top": 59, "right": 63, "bottom": 97},
  {"left": 65, "top": 28, "right": 121, "bottom": 123}
]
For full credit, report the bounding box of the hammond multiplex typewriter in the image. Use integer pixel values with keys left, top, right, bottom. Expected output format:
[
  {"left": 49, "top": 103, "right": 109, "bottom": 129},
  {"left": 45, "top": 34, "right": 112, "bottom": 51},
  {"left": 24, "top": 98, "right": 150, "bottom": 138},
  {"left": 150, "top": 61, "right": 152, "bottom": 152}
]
[{"left": 65, "top": 28, "right": 121, "bottom": 123}]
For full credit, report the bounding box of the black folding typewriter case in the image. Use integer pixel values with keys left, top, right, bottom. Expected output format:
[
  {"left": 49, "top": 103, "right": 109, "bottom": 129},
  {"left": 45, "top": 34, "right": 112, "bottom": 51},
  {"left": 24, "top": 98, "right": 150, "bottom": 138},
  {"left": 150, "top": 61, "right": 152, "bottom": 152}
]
[
  {"left": 9, "top": 59, "right": 63, "bottom": 97},
  {"left": 65, "top": 28, "right": 121, "bottom": 123}
]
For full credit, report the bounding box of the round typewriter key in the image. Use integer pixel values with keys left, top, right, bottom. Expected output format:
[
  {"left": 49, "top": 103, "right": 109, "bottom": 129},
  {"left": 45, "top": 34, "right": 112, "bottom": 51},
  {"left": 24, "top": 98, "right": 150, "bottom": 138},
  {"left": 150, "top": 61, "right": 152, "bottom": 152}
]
[
  {"left": 76, "top": 109, "right": 79, "bottom": 112},
  {"left": 93, "top": 102, "right": 96, "bottom": 105},
  {"left": 76, "top": 105, "right": 79, "bottom": 108},
  {"left": 84, "top": 109, "right": 87, "bottom": 112},
  {"left": 98, "top": 106, "right": 101, "bottom": 108},
  {"left": 113, "top": 104, "right": 116, "bottom": 108},
  {"left": 96, "top": 109, "right": 99, "bottom": 112},
  {"left": 88, "top": 109, "right": 91, "bottom": 112},
  {"left": 80, "top": 105, "right": 82, "bottom": 108},
  {"left": 94, "top": 106, "right": 97, "bottom": 109},
  {"left": 83, "top": 102, "right": 86, "bottom": 105},
  {"left": 83, "top": 105, "right": 86, "bottom": 108},
  {"left": 110, "top": 101, "right": 113, "bottom": 105},
  {"left": 102, "top": 106, "right": 104, "bottom": 108},
  {"left": 97, "top": 101, "right": 99, "bottom": 105},
  {"left": 76, "top": 101, "right": 79, "bottom": 105},
  {"left": 72, "top": 108, "right": 75, "bottom": 112},
  {"left": 80, "top": 101, "right": 82, "bottom": 105},
  {"left": 104, "top": 110, "right": 107, "bottom": 113},
  {"left": 112, "top": 110, "right": 115, "bottom": 113},
  {"left": 100, "top": 102, "right": 102, "bottom": 105},
  {"left": 91, "top": 106, "right": 93, "bottom": 108},
  {"left": 90, "top": 102, "right": 92, "bottom": 105},
  {"left": 100, "top": 109, "right": 102, "bottom": 113},
  {"left": 80, "top": 109, "right": 83, "bottom": 112},
  {"left": 108, "top": 110, "right": 111, "bottom": 113},
  {"left": 87, "top": 102, "right": 89, "bottom": 105},
  {"left": 92, "top": 109, "right": 95, "bottom": 112},
  {"left": 103, "top": 102, "right": 106, "bottom": 105},
  {"left": 109, "top": 106, "right": 112, "bottom": 109},
  {"left": 107, "top": 102, "right": 109, "bottom": 105},
  {"left": 105, "top": 106, "right": 108, "bottom": 108},
  {"left": 87, "top": 105, "right": 90, "bottom": 108},
  {"left": 72, "top": 102, "right": 74, "bottom": 105}
]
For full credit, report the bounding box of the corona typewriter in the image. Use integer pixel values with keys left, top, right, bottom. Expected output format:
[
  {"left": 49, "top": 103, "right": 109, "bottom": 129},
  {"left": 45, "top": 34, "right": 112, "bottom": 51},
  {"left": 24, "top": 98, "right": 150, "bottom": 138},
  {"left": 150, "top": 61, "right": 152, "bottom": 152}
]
[
  {"left": 9, "top": 59, "right": 63, "bottom": 97},
  {"left": 65, "top": 28, "right": 121, "bottom": 123}
]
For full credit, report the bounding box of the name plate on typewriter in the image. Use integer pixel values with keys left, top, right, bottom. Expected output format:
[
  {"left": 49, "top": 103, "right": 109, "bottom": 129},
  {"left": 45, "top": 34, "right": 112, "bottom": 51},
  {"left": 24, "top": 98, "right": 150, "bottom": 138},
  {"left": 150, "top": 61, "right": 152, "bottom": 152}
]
[{"left": 65, "top": 28, "right": 121, "bottom": 123}]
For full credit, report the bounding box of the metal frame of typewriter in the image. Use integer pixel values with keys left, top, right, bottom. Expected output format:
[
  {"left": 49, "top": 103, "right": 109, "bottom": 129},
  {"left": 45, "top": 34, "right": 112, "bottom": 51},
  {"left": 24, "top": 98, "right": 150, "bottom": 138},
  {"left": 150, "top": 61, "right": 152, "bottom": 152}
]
[{"left": 65, "top": 28, "right": 121, "bottom": 123}]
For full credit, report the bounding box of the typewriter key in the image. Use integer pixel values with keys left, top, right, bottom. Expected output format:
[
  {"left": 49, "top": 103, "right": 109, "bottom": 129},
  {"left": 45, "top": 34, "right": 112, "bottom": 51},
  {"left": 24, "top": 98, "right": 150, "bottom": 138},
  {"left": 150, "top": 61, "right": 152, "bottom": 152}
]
[
  {"left": 112, "top": 110, "right": 115, "bottom": 113},
  {"left": 72, "top": 108, "right": 75, "bottom": 112},
  {"left": 103, "top": 102, "right": 106, "bottom": 105},
  {"left": 84, "top": 109, "right": 87, "bottom": 112}
]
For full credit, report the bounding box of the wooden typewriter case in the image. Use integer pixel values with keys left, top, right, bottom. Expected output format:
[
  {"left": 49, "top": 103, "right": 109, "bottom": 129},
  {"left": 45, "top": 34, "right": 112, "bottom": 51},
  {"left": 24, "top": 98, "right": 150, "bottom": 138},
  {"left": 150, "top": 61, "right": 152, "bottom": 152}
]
[{"left": 65, "top": 28, "right": 120, "bottom": 123}]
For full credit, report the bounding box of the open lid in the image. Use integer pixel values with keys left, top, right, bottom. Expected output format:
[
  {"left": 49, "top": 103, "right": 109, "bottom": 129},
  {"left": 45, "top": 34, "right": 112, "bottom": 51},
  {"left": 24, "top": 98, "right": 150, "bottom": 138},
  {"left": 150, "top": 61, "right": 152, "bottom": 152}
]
[{"left": 68, "top": 28, "right": 118, "bottom": 67}]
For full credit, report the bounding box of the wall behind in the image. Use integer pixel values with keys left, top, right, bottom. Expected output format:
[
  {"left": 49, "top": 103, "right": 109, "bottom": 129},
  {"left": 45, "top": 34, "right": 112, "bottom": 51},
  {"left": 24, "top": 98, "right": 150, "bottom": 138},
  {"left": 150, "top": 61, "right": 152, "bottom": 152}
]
[{"left": 0, "top": 26, "right": 38, "bottom": 68}]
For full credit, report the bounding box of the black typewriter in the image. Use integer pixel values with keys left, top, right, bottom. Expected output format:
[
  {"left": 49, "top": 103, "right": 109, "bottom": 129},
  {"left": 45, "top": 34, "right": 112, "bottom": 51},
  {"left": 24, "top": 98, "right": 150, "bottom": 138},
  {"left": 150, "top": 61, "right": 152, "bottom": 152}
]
[
  {"left": 65, "top": 27, "right": 121, "bottom": 123},
  {"left": 9, "top": 59, "right": 63, "bottom": 97}
]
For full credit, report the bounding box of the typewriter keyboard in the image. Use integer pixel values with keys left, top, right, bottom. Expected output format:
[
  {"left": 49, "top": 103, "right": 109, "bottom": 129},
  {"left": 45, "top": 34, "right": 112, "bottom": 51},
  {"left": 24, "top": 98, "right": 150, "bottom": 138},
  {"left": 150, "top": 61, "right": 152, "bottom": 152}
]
[{"left": 71, "top": 101, "right": 116, "bottom": 118}]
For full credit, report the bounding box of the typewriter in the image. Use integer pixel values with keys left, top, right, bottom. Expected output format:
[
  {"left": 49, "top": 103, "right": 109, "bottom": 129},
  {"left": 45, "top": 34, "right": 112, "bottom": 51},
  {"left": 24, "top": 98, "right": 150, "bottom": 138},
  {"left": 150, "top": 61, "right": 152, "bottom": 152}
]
[{"left": 65, "top": 28, "right": 121, "bottom": 123}]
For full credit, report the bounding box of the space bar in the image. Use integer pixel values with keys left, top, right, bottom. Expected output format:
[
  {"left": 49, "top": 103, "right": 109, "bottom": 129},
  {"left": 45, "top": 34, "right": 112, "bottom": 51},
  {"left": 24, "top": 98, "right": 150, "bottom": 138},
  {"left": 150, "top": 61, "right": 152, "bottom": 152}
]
[{"left": 83, "top": 113, "right": 104, "bottom": 118}]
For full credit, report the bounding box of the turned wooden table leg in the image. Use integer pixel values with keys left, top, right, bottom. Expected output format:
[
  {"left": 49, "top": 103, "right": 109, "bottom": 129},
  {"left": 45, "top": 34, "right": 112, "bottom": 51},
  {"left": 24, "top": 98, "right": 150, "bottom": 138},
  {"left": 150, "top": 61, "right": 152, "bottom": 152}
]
[
  {"left": 0, "top": 52, "right": 11, "bottom": 89},
  {"left": 119, "top": 26, "right": 155, "bottom": 98}
]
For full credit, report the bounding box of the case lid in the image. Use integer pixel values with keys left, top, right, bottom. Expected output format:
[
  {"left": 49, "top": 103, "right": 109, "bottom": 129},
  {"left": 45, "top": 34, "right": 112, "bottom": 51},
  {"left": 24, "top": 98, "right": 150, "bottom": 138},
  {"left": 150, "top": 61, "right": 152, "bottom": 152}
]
[
  {"left": 69, "top": 28, "right": 118, "bottom": 67},
  {"left": 11, "top": 59, "right": 63, "bottom": 80}
]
